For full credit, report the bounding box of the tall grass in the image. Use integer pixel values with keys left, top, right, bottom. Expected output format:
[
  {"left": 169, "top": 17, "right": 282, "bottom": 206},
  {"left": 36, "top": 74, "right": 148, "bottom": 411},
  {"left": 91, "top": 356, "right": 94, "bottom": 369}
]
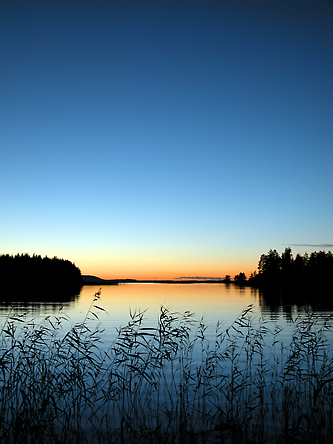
[{"left": 0, "top": 290, "right": 333, "bottom": 443}]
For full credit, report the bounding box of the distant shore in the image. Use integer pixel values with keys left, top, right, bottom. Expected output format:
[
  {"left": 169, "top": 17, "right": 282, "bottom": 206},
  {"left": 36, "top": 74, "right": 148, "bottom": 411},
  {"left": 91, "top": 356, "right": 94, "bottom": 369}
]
[{"left": 82, "top": 275, "right": 227, "bottom": 285}]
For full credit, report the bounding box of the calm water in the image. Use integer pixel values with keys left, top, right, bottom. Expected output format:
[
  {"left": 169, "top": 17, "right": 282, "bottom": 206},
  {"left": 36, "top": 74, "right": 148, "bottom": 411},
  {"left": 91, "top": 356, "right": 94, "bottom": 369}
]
[
  {"left": 2, "top": 283, "right": 333, "bottom": 443},
  {"left": 1, "top": 283, "right": 332, "bottom": 347}
]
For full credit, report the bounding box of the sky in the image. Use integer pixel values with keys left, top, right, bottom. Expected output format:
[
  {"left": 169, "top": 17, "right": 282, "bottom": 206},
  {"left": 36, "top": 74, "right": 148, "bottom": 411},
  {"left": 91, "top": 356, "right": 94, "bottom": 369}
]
[{"left": 1, "top": 0, "right": 332, "bottom": 280}]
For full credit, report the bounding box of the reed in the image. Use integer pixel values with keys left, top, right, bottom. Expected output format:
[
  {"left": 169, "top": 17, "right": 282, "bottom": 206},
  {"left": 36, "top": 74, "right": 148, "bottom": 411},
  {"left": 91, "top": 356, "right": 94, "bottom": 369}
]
[{"left": 0, "top": 291, "right": 333, "bottom": 443}]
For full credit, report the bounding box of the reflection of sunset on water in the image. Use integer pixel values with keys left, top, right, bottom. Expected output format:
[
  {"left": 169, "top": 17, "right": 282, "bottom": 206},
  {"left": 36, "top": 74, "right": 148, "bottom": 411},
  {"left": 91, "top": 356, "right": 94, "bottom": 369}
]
[{"left": 79, "top": 284, "right": 258, "bottom": 335}]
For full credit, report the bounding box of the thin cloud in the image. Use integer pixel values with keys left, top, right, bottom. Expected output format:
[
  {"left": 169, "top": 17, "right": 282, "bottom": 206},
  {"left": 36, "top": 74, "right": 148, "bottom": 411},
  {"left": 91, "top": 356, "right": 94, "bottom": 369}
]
[
  {"left": 177, "top": 276, "right": 225, "bottom": 280},
  {"left": 286, "top": 244, "right": 333, "bottom": 248}
]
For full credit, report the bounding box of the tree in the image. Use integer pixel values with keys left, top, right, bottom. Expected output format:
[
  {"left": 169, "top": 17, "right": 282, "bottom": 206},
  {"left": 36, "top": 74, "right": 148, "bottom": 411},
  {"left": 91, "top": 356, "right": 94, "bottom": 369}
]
[
  {"left": 258, "top": 249, "right": 281, "bottom": 283},
  {"left": 281, "top": 247, "right": 294, "bottom": 283},
  {"left": 224, "top": 275, "right": 231, "bottom": 283},
  {"left": 234, "top": 272, "right": 246, "bottom": 284}
]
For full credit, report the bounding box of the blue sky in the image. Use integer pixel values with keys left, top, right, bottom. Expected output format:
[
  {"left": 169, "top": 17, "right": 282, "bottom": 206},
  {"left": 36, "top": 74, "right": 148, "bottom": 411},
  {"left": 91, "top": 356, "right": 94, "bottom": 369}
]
[{"left": 1, "top": 0, "right": 332, "bottom": 279}]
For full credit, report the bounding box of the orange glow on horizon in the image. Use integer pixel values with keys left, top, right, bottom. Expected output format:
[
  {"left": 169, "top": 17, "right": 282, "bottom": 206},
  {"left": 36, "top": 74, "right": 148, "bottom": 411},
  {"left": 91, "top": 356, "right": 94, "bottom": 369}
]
[
  {"left": 80, "top": 260, "right": 257, "bottom": 281},
  {"left": 76, "top": 247, "right": 259, "bottom": 281}
]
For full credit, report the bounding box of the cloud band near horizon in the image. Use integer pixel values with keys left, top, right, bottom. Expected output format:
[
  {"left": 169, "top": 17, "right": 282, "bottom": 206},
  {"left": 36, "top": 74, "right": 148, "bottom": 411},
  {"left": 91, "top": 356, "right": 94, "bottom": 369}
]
[{"left": 286, "top": 244, "right": 333, "bottom": 248}]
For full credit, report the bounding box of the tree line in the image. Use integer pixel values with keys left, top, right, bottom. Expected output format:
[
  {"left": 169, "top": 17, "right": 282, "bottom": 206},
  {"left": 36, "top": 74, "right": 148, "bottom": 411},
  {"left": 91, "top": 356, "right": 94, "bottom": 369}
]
[
  {"left": 0, "top": 253, "right": 83, "bottom": 288},
  {"left": 240, "top": 248, "right": 333, "bottom": 288}
]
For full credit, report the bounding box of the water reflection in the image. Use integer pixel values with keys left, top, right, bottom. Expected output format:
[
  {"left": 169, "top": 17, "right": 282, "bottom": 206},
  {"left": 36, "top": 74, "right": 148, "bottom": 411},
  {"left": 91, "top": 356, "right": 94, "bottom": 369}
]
[
  {"left": 0, "top": 283, "right": 331, "bottom": 336},
  {"left": 79, "top": 283, "right": 259, "bottom": 331},
  {"left": 0, "top": 300, "right": 78, "bottom": 316},
  {"left": 0, "top": 284, "right": 81, "bottom": 315},
  {"left": 258, "top": 285, "right": 333, "bottom": 312}
]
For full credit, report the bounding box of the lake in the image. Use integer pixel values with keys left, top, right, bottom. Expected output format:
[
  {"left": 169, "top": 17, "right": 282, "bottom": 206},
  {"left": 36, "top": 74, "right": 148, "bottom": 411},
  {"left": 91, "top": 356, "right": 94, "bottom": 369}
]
[
  {"left": 1, "top": 283, "right": 331, "bottom": 345},
  {"left": 1, "top": 283, "right": 333, "bottom": 443},
  {"left": 0, "top": 282, "right": 331, "bottom": 351}
]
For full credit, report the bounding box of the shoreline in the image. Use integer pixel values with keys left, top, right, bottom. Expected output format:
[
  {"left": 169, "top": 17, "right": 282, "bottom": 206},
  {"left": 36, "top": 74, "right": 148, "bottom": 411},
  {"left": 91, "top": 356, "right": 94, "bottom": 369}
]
[{"left": 82, "top": 275, "right": 228, "bottom": 285}]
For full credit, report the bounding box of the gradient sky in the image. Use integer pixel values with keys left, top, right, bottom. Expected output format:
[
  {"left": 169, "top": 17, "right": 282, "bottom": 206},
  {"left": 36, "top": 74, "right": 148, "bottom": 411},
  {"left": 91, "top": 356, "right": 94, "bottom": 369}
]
[{"left": 1, "top": 0, "right": 332, "bottom": 279}]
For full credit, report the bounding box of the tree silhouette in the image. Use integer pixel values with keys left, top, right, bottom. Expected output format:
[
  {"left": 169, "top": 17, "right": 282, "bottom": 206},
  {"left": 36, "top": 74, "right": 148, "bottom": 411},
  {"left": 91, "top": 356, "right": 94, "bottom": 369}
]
[
  {"left": 280, "top": 247, "right": 294, "bottom": 284},
  {"left": 258, "top": 249, "right": 281, "bottom": 284},
  {"left": 234, "top": 272, "right": 246, "bottom": 284},
  {"left": 0, "top": 253, "right": 83, "bottom": 287},
  {"left": 224, "top": 275, "right": 231, "bottom": 283},
  {"left": 251, "top": 247, "right": 333, "bottom": 290}
]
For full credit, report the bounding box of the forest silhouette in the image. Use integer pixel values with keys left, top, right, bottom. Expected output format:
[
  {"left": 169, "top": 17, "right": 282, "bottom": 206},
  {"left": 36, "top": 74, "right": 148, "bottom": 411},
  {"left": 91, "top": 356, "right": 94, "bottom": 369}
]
[
  {"left": 248, "top": 248, "right": 333, "bottom": 288},
  {"left": 227, "top": 248, "right": 332, "bottom": 307},
  {"left": 242, "top": 248, "right": 333, "bottom": 307},
  {"left": 0, "top": 254, "right": 83, "bottom": 301}
]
